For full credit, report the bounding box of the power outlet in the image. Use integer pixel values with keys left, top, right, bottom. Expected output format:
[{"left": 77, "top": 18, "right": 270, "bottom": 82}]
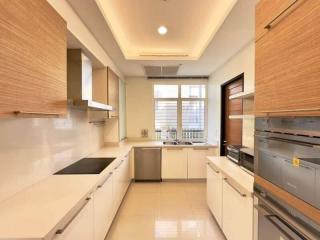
[{"left": 141, "top": 129, "right": 149, "bottom": 138}]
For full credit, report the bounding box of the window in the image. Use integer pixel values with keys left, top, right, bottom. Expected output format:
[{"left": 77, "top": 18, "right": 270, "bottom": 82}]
[{"left": 154, "top": 84, "right": 207, "bottom": 141}]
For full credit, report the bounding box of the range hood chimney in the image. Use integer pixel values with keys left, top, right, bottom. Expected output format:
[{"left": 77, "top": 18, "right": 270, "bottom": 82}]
[{"left": 67, "top": 49, "right": 112, "bottom": 111}]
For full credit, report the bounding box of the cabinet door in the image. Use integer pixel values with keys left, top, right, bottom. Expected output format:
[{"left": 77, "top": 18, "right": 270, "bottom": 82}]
[
  {"left": 107, "top": 67, "right": 119, "bottom": 118},
  {"left": 255, "top": 0, "right": 320, "bottom": 116},
  {"left": 54, "top": 197, "right": 94, "bottom": 240},
  {"left": 256, "top": 0, "right": 298, "bottom": 41},
  {"left": 0, "top": 0, "right": 67, "bottom": 117},
  {"left": 162, "top": 148, "right": 188, "bottom": 179},
  {"left": 94, "top": 173, "right": 113, "bottom": 240},
  {"left": 222, "top": 177, "right": 253, "bottom": 240},
  {"left": 206, "top": 163, "right": 223, "bottom": 227},
  {"left": 188, "top": 148, "right": 216, "bottom": 179}
]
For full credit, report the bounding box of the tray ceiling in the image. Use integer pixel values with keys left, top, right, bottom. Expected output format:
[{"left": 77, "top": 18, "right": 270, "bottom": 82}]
[{"left": 95, "top": 0, "right": 237, "bottom": 60}]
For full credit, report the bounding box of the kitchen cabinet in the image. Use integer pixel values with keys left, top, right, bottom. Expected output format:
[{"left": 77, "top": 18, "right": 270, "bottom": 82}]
[
  {"left": 0, "top": 0, "right": 67, "bottom": 117},
  {"left": 222, "top": 177, "right": 253, "bottom": 240},
  {"left": 54, "top": 196, "right": 94, "bottom": 240},
  {"left": 188, "top": 148, "right": 216, "bottom": 179},
  {"left": 162, "top": 148, "right": 188, "bottom": 179},
  {"left": 94, "top": 173, "right": 113, "bottom": 240},
  {"left": 112, "top": 154, "right": 130, "bottom": 213},
  {"left": 206, "top": 162, "right": 223, "bottom": 227},
  {"left": 255, "top": 0, "right": 320, "bottom": 116},
  {"left": 107, "top": 67, "right": 119, "bottom": 118},
  {"left": 255, "top": 0, "right": 298, "bottom": 41}
]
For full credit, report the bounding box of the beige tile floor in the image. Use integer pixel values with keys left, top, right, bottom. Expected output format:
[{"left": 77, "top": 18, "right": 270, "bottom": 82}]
[{"left": 106, "top": 182, "right": 226, "bottom": 240}]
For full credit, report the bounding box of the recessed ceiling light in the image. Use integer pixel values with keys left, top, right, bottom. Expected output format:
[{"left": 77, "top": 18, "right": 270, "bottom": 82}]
[{"left": 158, "top": 26, "right": 167, "bottom": 35}]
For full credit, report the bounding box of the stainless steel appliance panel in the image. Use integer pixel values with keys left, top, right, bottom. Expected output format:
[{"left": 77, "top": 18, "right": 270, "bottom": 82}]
[
  {"left": 258, "top": 150, "right": 283, "bottom": 185},
  {"left": 282, "top": 159, "right": 316, "bottom": 206},
  {"left": 255, "top": 117, "right": 320, "bottom": 209},
  {"left": 134, "top": 147, "right": 161, "bottom": 181}
]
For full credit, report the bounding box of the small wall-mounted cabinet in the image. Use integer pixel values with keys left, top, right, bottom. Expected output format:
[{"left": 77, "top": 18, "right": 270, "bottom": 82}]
[
  {"left": 255, "top": 0, "right": 320, "bottom": 116},
  {"left": 0, "top": 0, "right": 67, "bottom": 118},
  {"left": 107, "top": 67, "right": 119, "bottom": 118}
]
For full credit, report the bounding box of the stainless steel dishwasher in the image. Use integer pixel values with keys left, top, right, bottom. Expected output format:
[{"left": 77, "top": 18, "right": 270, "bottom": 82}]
[{"left": 134, "top": 147, "right": 161, "bottom": 181}]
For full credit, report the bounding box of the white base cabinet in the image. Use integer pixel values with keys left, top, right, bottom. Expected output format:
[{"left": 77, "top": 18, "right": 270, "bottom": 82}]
[
  {"left": 162, "top": 148, "right": 188, "bottom": 179},
  {"left": 94, "top": 173, "right": 114, "bottom": 240},
  {"left": 207, "top": 161, "right": 253, "bottom": 240},
  {"left": 206, "top": 162, "right": 222, "bottom": 227},
  {"left": 189, "top": 148, "right": 217, "bottom": 179},
  {"left": 222, "top": 177, "right": 253, "bottom": 240},
  {"left": 54, "top": 152, "right": 131, "bottom": 240},
  {"left": 54, "top": 196, "right": 94, "bottom": 240},
  {"left": 162, "top": 147, "right": 217, "bottom": 179}
]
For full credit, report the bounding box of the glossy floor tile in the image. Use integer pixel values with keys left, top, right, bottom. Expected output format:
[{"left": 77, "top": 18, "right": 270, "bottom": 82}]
[{"left": 106, "top": 182, "right": 226, "bottom": 240}]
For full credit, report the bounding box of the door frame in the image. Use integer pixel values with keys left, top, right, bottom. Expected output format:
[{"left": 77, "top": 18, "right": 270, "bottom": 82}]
[{"left": 220, "top": 73, "right": 244, "bottom": 155}]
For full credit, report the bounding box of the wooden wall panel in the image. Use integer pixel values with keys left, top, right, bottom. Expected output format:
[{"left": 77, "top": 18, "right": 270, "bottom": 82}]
[{"left": 0, "top": 0, "right": 67, "bottom": 117}]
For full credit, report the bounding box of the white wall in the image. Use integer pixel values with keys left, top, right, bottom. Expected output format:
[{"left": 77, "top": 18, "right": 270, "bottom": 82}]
[
  {"left": 126, "top": 77, "right": 154, "bottom": 140},
  {"left": 126, "top": 77, "right": 209, "bottom": 140},
  {"left": 0, "top": 110, "right": 104, "bottom": 202},
  {"left": 119, "top": 79, "right": 127, "bottom": 140},
  {"left": 208, "top": 41, "right": 255, "bottom": 147}
]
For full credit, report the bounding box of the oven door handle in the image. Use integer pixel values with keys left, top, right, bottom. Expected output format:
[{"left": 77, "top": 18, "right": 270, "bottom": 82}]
[
  {"left": 254, "top": 205, "right": 307, "bottom": 240},
  {"left": 264, "top": 136, "right": 318, "bottom": 148},
  {"left": 254, "top": 202, "right": 317, "bottom": 240}
]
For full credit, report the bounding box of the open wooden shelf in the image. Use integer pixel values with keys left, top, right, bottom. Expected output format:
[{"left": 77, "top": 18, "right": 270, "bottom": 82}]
[{"left": 229, "top": 91, "right": 254, "bottom": 100}]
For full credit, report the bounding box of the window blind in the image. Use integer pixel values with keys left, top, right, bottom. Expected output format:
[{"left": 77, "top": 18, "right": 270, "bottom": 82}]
[
  {"left": 182, "top": 101, "right": 205, "bottom": 140},
  {"left": 155, "top": 100, "right": 178, "bottom": 140}
]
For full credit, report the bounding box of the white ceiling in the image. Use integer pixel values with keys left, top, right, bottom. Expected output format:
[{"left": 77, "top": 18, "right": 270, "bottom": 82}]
[
  {"left": 95, "top": 0, "right": 237, "bottom": 60},
  {"left": 67, "top": 0, "right": 255, "bottom": 77}
]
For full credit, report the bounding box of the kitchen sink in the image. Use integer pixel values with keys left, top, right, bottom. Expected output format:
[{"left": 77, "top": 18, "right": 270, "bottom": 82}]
[
  {"left": 55, "top": 157, "right": 116, "bottom": 175},
  {"left": 163, "top": 141, "right": 193, "bottom": 145}
]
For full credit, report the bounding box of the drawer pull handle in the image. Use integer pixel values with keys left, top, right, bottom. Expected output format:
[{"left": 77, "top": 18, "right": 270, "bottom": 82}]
[
  {"left": 13, "top": 110, "right": 61, "bottom": 118},
  {"left": 55, "top": 197, "right": 91, "bottom": 235},
  {"left": 207, "top": 162, "right": 219, "bottom": 173},
  {"left": 264, "top": 0, "right": 298, "bottom": 30},
  {"left": 97, "top": 172, "right": 113, "bottom": 189},
  {"left": 114, "top": 160, "right": 124, "bottom": 170},
  {"left": 224, "top": 178, "right": 246, "bottom": 197}
]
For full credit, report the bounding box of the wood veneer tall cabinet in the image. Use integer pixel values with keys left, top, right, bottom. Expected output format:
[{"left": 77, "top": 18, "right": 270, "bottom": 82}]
[
  {"left": 107, "top": 67, "right": 119, "bottom": 118},
  {"left": 255, "top": 0, "right": 320, "bottom": 116},
  {"left": 0, "top": 0, "right": 67, "bottom": 117}
]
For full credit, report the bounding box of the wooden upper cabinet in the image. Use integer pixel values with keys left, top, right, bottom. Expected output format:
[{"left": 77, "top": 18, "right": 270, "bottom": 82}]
[
  {"left": 255, "top": 0, "right": 300, "bottom": 41},
  {"left": 107, "top": 67, "right": 119, "bottom": 117},
  {"left": 255, "top": 0, "right": 320, "bottom": 116},
  {"left": 0, "top": 0, "right": 67, "bottom": 117}
]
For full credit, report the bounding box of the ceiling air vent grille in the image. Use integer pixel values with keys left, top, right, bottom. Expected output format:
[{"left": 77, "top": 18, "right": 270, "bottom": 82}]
[{"left": 144, "top": 65, "right": 180, "bottom": 77}]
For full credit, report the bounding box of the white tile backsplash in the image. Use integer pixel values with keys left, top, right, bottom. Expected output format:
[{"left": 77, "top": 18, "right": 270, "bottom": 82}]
[{"left": 0, "top": 109, "right": 104, "bottom": 202}]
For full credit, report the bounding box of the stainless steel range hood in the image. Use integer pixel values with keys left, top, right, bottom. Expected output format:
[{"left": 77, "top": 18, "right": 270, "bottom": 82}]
[{"left": 67, "top": 49, "right": 112, "bottom": 111}]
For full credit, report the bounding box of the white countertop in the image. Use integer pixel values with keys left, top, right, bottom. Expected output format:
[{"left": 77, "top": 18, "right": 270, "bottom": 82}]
[
  {"left": 0, "top": 145, "right": 131, "bottom": 240},
  {"left": 207, "top": 156, "right": 254, "bottom": 194},
  {"left": 0, "top": 141, "right": 218, "bottom": 239}
]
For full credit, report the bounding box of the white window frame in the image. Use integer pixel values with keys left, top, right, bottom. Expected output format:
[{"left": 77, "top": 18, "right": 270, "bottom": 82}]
[{"left": 153, "top": 82, "right": 208, "bottom": 141}]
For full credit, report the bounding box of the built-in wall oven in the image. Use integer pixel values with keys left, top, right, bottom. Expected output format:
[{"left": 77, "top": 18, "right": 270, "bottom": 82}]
[{"left": 255, "top": 117, "right": 320, "bottom": 240}]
